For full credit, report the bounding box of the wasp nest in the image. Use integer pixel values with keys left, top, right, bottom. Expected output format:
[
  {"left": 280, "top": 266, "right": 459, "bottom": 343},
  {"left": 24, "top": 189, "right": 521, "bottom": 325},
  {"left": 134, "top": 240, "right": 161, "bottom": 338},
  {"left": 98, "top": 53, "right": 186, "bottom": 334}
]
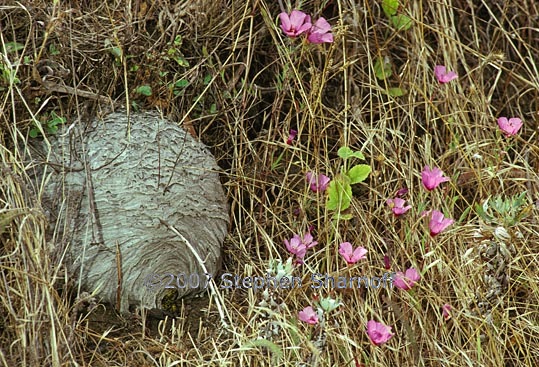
[{"left": 32, "top": 110, "right": 228, "bottom": 313}]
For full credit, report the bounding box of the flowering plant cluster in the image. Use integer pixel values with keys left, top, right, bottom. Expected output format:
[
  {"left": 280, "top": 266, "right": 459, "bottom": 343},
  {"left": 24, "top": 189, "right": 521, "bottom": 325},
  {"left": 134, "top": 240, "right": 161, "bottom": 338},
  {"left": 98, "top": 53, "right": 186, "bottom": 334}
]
[
  {"left": 284, "top": 232, "right": 318, "bottom": 264},
  {"left": 268, "top": 55, "right": 524, "bottom": 357},
  {"left": 282, "top": 157, "right": 457, "bottom": 347},
  {"left": 379, "top": 161, "right": 456, "bottom": 338},
  {"left": 279, "top": 10, "right": 334, "bottom": 44},
  {"left": 434, "top": 64, "right": 523, "bottom": 137},
  {"left": 420, "top": 165, "right": 454, "bottom": 236},
  {"left": 385, "top": 165, "right": 454, "bottom": 237},
  {"left": 278, "top": 72, "right": 478, "bottom": 348}
]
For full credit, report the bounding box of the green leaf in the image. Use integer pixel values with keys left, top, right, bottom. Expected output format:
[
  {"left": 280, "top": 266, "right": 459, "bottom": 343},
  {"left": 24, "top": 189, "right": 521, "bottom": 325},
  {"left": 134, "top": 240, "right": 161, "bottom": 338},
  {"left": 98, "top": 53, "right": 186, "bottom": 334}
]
[
  {"left": 167, "top": 48, "right": 189, "bottom": 67},
  {"left": 347, "top": 164, "right": 371, "bottom": 184},
  {"left": 173, "top": 35, "right": 183, "bottom": 47},
  {"left": 387, "top": 87, "right": 405, "bottom": 96},
  {"left": 475, "top": 202, "right": 493, "bottom": 222},
  {"left": 29, "top": 128, "right": 39, "bottom": 138},
  {"left": 337, "top": 213, "right": 354, "bottom": 220},
  {"left": 6, "top": 42, "right": 24, "bottom": 53},
  {"left": 174, "top": 79, "right": 189, "bottom": 88},
  {"left": 174, "top": 56, "right": 189, "bottom": 67},
  {"left": 331, "top": 212, "right": 354, "bottom": 223},
  {"left": 105, "top": 39, "right": 123, "bottom": 60},
  {"left": 458, "top": 206, "right": 472, "bottom": 223},
  {"left": 326, "top": 175, "right": 352, "bottom": 212},
  {"left": 337, "top": 146, "right": 365, "bottom": 160},
  {"left": 374, "top": 57, "right": 392, "bottom": 80},
  {"left": 209, "top": 103, "right": 217, "bottom": 114},
  {"left": 382, "top": 0, "right": 399, "bottom": 17},
  {"left": 49, "top": 43, "right": 60, "bottom": 56},
  {"left": 514, "top": 192, "right": 527, "bottom": 208},
  {"left": 135, "top": 85, "right": 152, "bottom": 96},
  {"left": 48, "top": 112, "right": 66, "bottom": 129},
  {"left": 203, "top": 74, "right": 212, "bottom": 85},
  {"left": 391, "top": 14, "right": 413, "bottom": 30}
]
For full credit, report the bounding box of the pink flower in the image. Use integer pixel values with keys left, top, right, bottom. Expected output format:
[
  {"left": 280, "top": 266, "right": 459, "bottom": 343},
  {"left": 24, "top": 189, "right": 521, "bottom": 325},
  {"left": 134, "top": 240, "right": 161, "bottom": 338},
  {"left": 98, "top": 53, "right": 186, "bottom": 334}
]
[
  {"left": 393, "top": 268, "right": 421, "bottom": 290},
  {"left": 284, "top": 232, "right": 318, "bottom": 261},
  {"left": 306, "top": 171, "right": 330, "bottom": 192},
  {"left": 429, "top": 210, "right": 454, "bottom": 236},
  {"left": 298, "top": 306, "right": 319, "bottom": 325},
  {"left": 286, "top": 129, "right": 297, "bottom": 144},
  {"left": 442, "top": 303, "right": 452, "bottom": 321},
  {"left": 434, "top": 65, "right": 458, "bottom": 84},
  {"left": 279, "top": 10, "right": 312, "bottom": 37},
  {"left": 301, "top": 232, "right": 318, "bottom": 249},
  {"left": 421, "top": 166, "right": 450, "bottom": 191},
  {"left": 386, "top": 197, "right": 412, "bottom": 216},
  {"left": 366, "top": 320, "right": 394, "bottom": 346},
  {"left": 497, "top": 117, "right": 523, "bottom": 137},
  {"left": 284, "top": 235, "right": 307, "bottom": 258},
  {"left": 307, "top": 17, "right": 334, "bottom": 44},
  {"left": 338, "top": 242, "right": 367, "bottom": 264}
]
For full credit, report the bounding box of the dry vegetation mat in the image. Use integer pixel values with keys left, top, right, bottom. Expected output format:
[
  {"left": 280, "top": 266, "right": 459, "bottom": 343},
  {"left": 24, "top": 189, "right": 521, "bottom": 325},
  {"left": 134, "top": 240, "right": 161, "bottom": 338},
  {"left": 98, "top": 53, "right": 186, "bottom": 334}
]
[{"left": 1, "top": 0, "right": 539, "bottom": 366}]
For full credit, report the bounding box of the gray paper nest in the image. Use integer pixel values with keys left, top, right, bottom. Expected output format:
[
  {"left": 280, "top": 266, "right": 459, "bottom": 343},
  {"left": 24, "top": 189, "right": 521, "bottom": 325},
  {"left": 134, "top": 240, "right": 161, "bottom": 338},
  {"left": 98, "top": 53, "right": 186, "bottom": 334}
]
[{"left": 32, "top": 110, "right": 228, "bottom": 313}]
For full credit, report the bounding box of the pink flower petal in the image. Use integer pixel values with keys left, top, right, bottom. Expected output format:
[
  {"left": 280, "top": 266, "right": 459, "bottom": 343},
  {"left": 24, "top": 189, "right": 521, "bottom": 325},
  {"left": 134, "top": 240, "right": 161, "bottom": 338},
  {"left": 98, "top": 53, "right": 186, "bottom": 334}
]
[
  {"left": 286, "top": 129, "right": 297, "bottom": 144},
  {"left": 306, "top": 171, "right": 330, "bottom": 192},
  {"left": 366, "top": 320, "right": 394, "bottom": 346},
  {"left": 279, "top": 12, "right": 291, "bottom": 32},
  {"left": 352, "top": 246, "right": 368, "bottom": 261},
  {"left": 497, "top": 116, "right": 523, "bottom": 137},
  {"left": 298, "top": 306, "right": 319, "bottom": 325},
  {"left": 279, "top": 10, "right": 312, "bottom": 37},
  {"left": 434, "top": 65, "right": 458, "bottom": 83},
  {"left": 339, "top": 242, "right": 367, "bottom": 264},
  {"left": 307, "top": 17, "right": 334, "bottom": 44},
  {"left": 394, "top": 268, "right": 420, "bottom": 290},
  {"left": 429, "top": 210, "right": 454, "bottom": 236},
  {"left": 386, "top": 197, "right": 412, "bottom": 216},
  {"left": 422, "top": 166, "right": 450, "bottom": 191},
  {"left": 442, "top": 303, "right": 452, "bottom": 321}
]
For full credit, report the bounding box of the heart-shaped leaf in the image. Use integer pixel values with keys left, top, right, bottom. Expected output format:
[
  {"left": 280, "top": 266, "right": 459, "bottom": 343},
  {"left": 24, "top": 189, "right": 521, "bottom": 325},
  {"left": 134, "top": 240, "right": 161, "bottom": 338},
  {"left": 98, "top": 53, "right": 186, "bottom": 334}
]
[
  {"left": 382, "top": 0, "right": 399, "bottom": 17},
  {"left": 374, "top": 57, "right": 393, "bottom": 80},
  {"left": 347, "top": 164, "right": 371, "bottom": 185},
  {"left": 327, "top": 175, "right": 352, "bottom": 212},
  {"left": 338, "top": 146, "right": 365, "bottom": 160},
  {"left": 391, "top": 14, "right": 413, "bottom": 31}
]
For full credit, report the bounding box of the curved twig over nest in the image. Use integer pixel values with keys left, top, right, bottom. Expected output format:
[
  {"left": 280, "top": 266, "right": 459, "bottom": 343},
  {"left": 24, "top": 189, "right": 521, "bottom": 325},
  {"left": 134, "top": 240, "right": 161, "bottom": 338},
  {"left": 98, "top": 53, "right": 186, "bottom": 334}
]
[{"left": 33, "top": 110, "right": 228, "bottom": 313}]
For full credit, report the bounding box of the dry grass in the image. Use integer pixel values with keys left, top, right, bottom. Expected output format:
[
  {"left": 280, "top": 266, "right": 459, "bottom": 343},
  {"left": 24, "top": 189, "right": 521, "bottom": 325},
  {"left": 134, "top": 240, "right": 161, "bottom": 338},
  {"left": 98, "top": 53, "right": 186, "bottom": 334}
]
[{"left": 1, "top": 0, "right": 539, "bottom": 366}]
